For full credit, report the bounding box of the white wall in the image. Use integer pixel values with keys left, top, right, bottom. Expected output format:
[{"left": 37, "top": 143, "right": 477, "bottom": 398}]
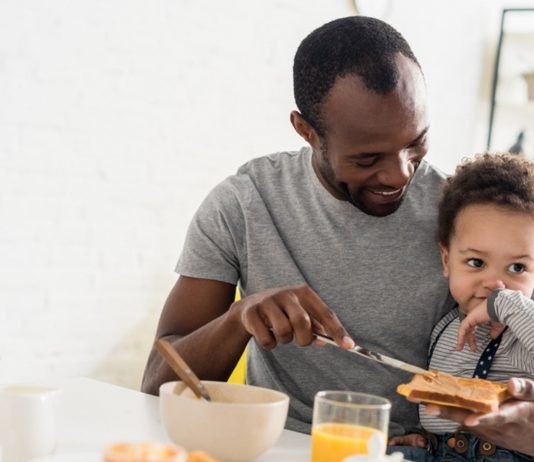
[
  {"left": 1, "top": 0, "right": 532, "bottom": 389},
  {"left": 377, "top": 0, "right": 534, "bottom": 172}
]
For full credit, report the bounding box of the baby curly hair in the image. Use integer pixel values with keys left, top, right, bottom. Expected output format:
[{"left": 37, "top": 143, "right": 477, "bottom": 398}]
[{"left": 438, "top": 153, "right": 534, "bottom": 247}]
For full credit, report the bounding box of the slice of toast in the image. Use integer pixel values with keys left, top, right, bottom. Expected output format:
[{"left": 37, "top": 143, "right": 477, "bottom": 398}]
[{"left": 397, "top": 370, "right": 509, "bottom": 413}]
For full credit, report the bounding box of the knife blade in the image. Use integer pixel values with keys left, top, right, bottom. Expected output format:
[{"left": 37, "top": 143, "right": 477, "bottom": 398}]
[{"left": 314, "top": 333, "right": 432, "bottom": 376}]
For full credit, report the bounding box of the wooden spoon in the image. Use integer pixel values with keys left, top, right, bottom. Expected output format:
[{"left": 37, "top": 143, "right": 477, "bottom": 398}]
[{"left": 155, "top": 339, "right": 212, "bottom": 402}]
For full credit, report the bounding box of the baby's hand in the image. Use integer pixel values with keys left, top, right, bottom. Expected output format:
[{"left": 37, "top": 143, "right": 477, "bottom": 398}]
[
  {"left": 388, "top": 433, "right": 427, "bottom": 448},
  {"left": 456, "top": 300, "right": 504, "bottom": 352}
]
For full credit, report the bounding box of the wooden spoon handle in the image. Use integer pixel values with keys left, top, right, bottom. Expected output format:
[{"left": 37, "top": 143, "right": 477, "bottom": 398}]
[{"left": 154, "top": 339, "right": 212, "bottom": 401}]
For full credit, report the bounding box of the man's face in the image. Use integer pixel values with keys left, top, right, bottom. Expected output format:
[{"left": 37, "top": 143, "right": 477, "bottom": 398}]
[
  {"left": 310, "top": 55, "right": 429, "bottom": 217},
  {"left": 441, "top": 204, "right": 534, "bottom": 314}
]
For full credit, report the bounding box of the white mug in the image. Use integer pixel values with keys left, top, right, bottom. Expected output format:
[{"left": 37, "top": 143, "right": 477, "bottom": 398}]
[{"left": 0, "top": 386, "right": 61, "bottom": 462}]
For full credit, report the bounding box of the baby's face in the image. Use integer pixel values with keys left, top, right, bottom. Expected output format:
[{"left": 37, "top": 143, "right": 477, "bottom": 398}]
[{"left": 440, "top": 203, "right": 534, "bottom": 314}]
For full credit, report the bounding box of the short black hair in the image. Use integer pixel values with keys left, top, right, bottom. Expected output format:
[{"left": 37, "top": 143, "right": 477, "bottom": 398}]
[{"left": 293, "top": 16, "right": 420, "bottom": 136}]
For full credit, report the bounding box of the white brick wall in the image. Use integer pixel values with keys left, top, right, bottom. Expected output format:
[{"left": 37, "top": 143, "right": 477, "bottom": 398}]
[{"left": 0, "top": 0, "right": 527, "bottom": 389}]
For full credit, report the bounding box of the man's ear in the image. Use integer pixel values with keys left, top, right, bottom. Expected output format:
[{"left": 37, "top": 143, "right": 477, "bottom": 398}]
[
  {"left": 290, "top": 111, "right": 320, "bottom": 150},
  {"left": 439, "top": 243, "right": 450, "bottom": 278}
]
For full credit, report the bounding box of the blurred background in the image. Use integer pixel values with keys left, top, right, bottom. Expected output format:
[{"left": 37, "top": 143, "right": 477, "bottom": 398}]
[{"left": 1, "top": 0, "right": 534, "bottom": 389}]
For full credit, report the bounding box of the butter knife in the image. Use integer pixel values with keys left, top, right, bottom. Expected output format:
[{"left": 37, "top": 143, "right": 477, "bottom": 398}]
[{"left": 314, "top": 333, "right": 431, "bottom": 376}]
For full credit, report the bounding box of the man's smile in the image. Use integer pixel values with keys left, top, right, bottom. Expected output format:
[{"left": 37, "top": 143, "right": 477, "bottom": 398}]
[{"left": 364, "top": 187, "right": 405, "bottom": 204}]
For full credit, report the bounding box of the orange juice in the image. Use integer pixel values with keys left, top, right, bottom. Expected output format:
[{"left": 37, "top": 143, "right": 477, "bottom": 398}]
[{"left": 311, "top": 423, "right": 384, "bottom": 462}]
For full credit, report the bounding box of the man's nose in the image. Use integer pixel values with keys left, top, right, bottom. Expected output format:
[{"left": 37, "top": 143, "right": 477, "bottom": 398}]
[{"left": 377, "top": 153, "right": 412, "bottom": 188}]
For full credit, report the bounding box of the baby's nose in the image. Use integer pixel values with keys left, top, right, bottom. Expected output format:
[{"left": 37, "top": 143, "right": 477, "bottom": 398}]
[{"left": 483, "top": 278, "right": 506, "bottom": 291}]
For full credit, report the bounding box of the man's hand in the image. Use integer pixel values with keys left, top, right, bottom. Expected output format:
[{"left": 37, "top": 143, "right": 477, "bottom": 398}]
[
  {"left": 388, "top": 433, "right": 427, "bottom": 448},
  {"left": 456, "top": 300, "right": 505, "bottom": 352},
  {"left": 233, "top": 285, "right": 354, "bottom": 351},
  {"left": 423, "top": 378, "right": 534, "bottom": 456}
]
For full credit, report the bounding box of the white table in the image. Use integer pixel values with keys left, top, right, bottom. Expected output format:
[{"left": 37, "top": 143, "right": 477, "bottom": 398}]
[{"left": 54, "top": 378, "right": 311, "bottom": 461}]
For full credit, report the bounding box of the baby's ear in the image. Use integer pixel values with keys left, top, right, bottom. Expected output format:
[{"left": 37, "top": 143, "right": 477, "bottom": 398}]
[{"left": 439, "top": 243, "right": 450, "bottom": 278}]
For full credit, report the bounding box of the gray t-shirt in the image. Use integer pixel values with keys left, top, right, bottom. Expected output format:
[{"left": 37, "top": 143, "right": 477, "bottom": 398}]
[{"left": 177, "top": 147, "right": 452, "bottom": 435}]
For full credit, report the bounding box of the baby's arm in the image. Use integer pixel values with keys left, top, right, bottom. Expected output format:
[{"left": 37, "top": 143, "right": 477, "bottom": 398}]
[
  {"left": 458, "top": 289, "right": 534, "bottom": 373},
  {"left": 489, "top": 289, "right": 534, "bottom": 373}
]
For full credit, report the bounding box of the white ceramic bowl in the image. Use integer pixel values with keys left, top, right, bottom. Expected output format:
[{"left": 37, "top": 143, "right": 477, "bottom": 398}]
[{"left": 159, "top": 381, "right": 289, "bottom": 462}]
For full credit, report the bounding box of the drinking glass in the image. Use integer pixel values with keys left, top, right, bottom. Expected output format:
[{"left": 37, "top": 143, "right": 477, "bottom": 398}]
[{"left": 311, "top": 391, "right": 391, "bottom": 462}]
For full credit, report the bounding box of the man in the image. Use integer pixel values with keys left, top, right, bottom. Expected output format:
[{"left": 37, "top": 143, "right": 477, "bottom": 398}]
[{"left": 142, "top": 16, "right": 534, "bottom": 455}]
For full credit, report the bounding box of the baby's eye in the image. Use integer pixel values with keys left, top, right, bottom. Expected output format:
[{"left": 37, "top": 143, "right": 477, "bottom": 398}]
[
  {"left": 508, "top": 263, "right": 525, "bottom": 274},
  {"left": 467, "top": 258, "right": 484, "bottom": 268}
]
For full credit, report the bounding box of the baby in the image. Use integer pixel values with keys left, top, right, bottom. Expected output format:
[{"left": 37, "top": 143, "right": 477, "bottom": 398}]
[{"left": 389, "top": 153, "right": 534, "bottom": 462}]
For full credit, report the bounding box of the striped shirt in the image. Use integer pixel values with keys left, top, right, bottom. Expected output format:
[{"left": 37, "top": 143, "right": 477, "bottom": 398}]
[{"left": 420, "top": 289, "right": 534, "bottom": 434}]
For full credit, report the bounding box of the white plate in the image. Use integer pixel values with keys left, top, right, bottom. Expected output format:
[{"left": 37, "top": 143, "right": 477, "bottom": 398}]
[{"left": 29, "top": 453, "right": 100, "bottom": 462}]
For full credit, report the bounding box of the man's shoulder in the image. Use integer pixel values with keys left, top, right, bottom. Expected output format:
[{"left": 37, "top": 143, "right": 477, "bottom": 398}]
[
  {"left": 206, "top": 147, "right": 311, "bottom": 207},
  {"left": 216, "top": 146, "right": 312, "bottom": 197},
  {"left": 235, "top": 147, "right": 310, "bottom": 178},
  {"left": 416, "top": 159, "right": 449, "bottom": 185},
  {"left": 402, "top": 159, "right": 449, "bottom": 220}
]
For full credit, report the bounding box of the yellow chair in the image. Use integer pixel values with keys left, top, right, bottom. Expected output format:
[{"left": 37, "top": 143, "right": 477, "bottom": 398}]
[{"left": 227, "top": 289, "right": 247, "bottom": 384}]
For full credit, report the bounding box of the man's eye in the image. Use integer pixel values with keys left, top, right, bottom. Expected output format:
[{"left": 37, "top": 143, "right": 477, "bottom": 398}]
[
  {"left": 354, "top": 158, "right": 379, "bottom": 168},
  {"left": 508, "top": 263, "right": 525, "bottom": 274},
  {"left": 408, "top": 137, "right": 427, "bottom": 150},
  {"left": 467, "top": 258, "right": 484, "bottom": 268}
]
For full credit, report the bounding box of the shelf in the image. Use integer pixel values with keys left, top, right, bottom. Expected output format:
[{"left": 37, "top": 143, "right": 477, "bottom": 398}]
[
  {"left": 493, "top": 102, "right": 534, "bottom": 129},
  {"left": 488, "top": 9, "right": 534, "bottom": 151}
]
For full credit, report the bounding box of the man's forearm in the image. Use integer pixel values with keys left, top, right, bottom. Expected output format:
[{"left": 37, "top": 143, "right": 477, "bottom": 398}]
[{"left": 141, "top": 307, "right": 251, "bottom": 395}]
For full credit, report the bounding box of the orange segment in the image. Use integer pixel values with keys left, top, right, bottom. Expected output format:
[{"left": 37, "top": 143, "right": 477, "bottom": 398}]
[
  {"left": 186, "top": 451, "right": 220, "bottom": 462},
  {"left": 104, "top": 442, "right": 184, "bottom": 462}
]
